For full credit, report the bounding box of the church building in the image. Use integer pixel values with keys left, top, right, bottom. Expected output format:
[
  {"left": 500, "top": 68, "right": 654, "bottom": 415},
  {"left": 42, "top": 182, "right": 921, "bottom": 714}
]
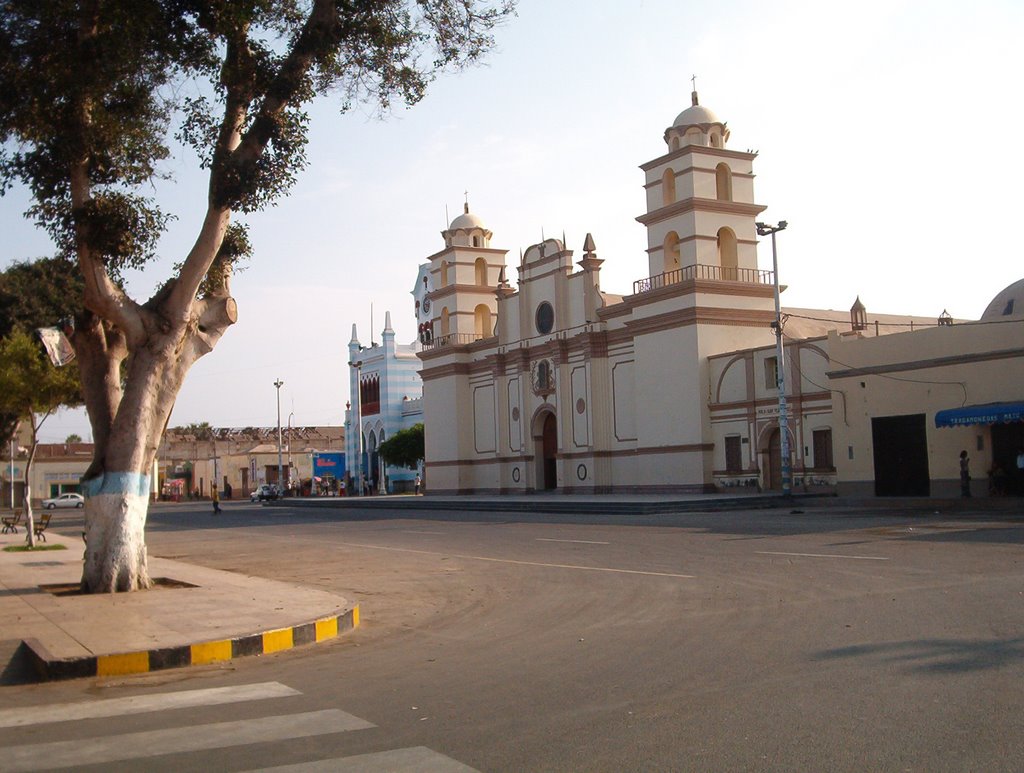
[{"left": 412, "top": 90, "right": 958, "bottom": 495}]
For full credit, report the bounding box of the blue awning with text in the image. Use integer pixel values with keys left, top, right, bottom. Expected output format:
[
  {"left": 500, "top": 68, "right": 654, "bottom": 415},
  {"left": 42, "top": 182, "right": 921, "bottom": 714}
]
[{"left": 934, "top": 402, "right": 1024, "bottom": 428}]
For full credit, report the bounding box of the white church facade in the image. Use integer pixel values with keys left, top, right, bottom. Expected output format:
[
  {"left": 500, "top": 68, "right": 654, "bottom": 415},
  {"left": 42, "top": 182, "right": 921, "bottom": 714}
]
[
  {"left": 347, "top": 90, "right": 1022, "bottom": 498},
  {"left": 413, "top": 91, "right": 945, "bottom": 495}
]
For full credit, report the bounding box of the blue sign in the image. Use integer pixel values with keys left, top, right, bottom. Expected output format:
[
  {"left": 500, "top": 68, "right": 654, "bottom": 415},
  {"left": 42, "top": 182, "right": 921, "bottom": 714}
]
[
  {"left": 313, "top": 452, "right": 346, "bottom": 478},
  {"left": 935, "top": 402, "right": 1024, "bottom": 428}
]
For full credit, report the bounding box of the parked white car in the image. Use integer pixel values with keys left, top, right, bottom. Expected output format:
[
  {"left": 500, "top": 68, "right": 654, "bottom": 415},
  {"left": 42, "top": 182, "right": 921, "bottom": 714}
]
[
  {"left": 42, "top": 492, "right": 84, "bottom": 509},
  {"left": 250, "top": 484, "right": 280, "bottom": 502}
]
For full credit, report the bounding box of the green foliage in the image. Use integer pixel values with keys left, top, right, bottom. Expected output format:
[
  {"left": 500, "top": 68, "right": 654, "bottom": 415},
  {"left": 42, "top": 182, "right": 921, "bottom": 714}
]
[
  {"left": 0, "top": 257, "right": 86, "bottom": 446},
  {"left": 0, "top": 329, "right": 82, "bottom": 420},
  {"left": 0, "top": 256, "right": 84, "bottom": 339},
  {"left": 4, "top": 543, "right": 68, "bottom": 553},
  {"left": 0, "top": 0, "right": 516, "bottom": 278},
  {"left": 378, "top": 423, "right": 424, "bottom": 469},
  {"left": 65, "top": 434, "right": 82, "bottom": 443}
]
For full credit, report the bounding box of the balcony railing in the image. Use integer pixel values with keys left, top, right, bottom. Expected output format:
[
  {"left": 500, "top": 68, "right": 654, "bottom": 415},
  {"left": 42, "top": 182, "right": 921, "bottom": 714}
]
[
  {"left": 421, "top": 332, "right": 484, "bottom": 351},
  {"left": 633, "top": 264, "right": 773, "bottom": 295}
]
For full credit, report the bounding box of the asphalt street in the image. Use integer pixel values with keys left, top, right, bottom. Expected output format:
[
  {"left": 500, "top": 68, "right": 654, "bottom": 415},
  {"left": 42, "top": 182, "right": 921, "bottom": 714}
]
[{"left": 3, "top": 500, "right": 1022, "bottom": 772}]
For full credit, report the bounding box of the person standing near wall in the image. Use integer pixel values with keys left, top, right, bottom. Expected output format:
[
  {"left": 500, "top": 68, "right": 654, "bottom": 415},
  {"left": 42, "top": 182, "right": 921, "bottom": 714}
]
[{"left": 959, "top": 450, "right": 971, "bottom": 498}]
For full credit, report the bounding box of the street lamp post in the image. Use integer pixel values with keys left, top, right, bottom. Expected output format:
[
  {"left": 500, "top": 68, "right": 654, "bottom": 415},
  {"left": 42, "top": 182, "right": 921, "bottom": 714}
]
[
  {"left": 756, "top": 220, "right": 791, "bottom": 498},
  {"left": 287, "top": 411, "right": 294, "bottom": 494},
  {"left": 274, "top": 379, "right": 284, "bottom": 496}
]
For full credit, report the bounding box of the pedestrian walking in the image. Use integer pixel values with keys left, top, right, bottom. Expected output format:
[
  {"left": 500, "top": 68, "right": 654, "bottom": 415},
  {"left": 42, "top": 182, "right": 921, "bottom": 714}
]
[
  {"left": 212, "top": 487, "right": 222, "bottom": 514},
  {"left": 414, "top": 473, "right": 421, "bottom": 495},
  {"left": 959, "top": 450, "right": 971, "bottom": 498}
]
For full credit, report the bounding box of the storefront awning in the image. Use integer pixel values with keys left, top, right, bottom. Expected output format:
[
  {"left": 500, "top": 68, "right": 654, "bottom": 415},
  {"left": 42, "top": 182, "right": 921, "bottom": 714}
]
[{"left": 935, "top": 402, "right": 1024, "bottom": 428}]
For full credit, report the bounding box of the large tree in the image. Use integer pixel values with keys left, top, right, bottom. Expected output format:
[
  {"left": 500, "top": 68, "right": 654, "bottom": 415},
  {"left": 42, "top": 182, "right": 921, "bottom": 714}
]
[{"left": 0, "top": 0, "right": 514, "bottom": 592}]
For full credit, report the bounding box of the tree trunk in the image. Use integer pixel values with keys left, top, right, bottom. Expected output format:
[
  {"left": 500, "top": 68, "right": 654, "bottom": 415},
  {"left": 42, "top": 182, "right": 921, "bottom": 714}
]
[
  {"left": 78, "top": 295, "right": 236, "bottom": 592},
  {"left": 80, "top": 347, "right": 178, "bottom": 592},
  {"left": 81, "top": 479, "right": 151, "bottom": 591},
  {"left": 22, "top": 418, "right": 41, "bottom": 548}
]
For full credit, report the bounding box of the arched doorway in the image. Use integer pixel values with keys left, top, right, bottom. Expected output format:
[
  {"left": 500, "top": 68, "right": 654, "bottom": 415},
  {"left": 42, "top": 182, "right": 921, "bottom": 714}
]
[{"left": 535, "top": 411, "right": 558, "bottom": 490}]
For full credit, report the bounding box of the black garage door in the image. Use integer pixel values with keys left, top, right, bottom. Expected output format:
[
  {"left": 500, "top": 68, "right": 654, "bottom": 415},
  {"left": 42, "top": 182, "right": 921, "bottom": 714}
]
[{"left": 872, "top": 414, "right": 930, "bottom": 496}]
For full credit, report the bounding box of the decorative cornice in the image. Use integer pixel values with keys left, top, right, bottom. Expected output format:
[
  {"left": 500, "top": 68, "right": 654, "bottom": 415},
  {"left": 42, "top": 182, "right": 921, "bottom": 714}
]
[
  {"left": 423, "top": 245, "right": 509, "bottom": 263},
  {"left": 641, "top": 144, "right": 757, "bottom": 172},
  {"left": 826, "top": 347, "right": 1024, "bottom": 380},
  {"left": 417, "top": 361, "right": 472, "bottom": 378},
  {"left": 624, "top": 306, "right": 776, "bottom": 336},
  {"left": 636, "top": 197, "right": 766, "bottom": 226},
  {"left": 578, "top": 331, "right": 610, "bottom": 359},
  {"left": 427, "top": 284, "right": 501, "bottom": 302},
  {"left": 643, "top": 165, "right": 755, "bottom": 188}
]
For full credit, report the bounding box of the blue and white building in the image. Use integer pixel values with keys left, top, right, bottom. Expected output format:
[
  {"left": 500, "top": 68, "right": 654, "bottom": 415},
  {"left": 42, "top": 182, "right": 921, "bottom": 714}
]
[{"left": 345, "top": 311, "right": 423, "bottom": 493}]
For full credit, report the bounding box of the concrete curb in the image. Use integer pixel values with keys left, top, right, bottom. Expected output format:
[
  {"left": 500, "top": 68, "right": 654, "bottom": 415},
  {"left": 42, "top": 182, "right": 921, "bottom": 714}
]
[{"left": 22, "top": 605, "right": 359, "bottom": 682}]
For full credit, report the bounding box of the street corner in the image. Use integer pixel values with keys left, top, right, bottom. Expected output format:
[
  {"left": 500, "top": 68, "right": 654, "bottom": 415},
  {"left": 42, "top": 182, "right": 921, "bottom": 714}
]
[{"left": 25, "top": 604, "right": 360, "bottom": 682}]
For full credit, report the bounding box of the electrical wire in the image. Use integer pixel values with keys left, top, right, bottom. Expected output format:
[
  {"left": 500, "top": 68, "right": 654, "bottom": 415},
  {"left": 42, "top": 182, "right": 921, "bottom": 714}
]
[{"left": 784, "top": 329, "right": 969, "bottom": 407}]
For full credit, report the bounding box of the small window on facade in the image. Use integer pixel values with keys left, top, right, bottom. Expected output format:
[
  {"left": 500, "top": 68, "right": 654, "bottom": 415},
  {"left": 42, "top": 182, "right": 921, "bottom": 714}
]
[
  {"left": 717, "top": 227, "right": 738, "bottom": 275},
  {"left": 1003, "top": 299, "right": 1015, "bottom": 316},
  {"left": 537, "top": 360, "right": 551, "bottom": 390},
  {"left": 474, "top": 303, "right": 491, "bottom": 338},
  {"left": 715, "top": 163, "right": 732, "bottom": 201},
  {"left": 663, "top": 231, "right": 681, "bottom": 271},
  {"left": 473, "top": 235, "right": 480, "bottom": 247},
  {"left": 725, "top": 435, "right": 743, "bottom": 472},
  {"left": 535, "top": 301, "right": 555, "bottom": 334},
  {"left": 474, "top": 257, "right": 487, "bottom": 286},
  {"left": 765, "top": 356, "right": 779, "bottom": 390},
  {"left": 662, "top": 168, "right": 676, "bottom": 206},
  {"left": 813, "top": 428, "right": 834, "bottom": 469},
  {"left": 440, "top": 260, "right": 450, "bottom": 287}
]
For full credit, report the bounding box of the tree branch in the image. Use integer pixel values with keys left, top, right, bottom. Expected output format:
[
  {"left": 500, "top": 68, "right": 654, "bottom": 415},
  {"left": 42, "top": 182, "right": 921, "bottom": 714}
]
[{"left": 229, "top": 0, "right": 340, "bottom": 175}]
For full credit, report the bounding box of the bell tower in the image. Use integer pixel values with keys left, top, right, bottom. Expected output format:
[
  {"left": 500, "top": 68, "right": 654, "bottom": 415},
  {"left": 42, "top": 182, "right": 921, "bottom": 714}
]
[
  {"left": 422, "top": 201, "right": 508, "bottom": 343},
  {"left": 636, "top": 89, "right": 766, "bottom": 281}
]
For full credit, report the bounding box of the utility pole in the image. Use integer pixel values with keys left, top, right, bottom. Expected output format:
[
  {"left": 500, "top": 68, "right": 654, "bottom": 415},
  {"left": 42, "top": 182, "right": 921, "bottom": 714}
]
[
  {"left": 756, "top": 220, "right": 791, "bottom": 498},
  {"left": 274, "top": 379, "right": 284, "bottom": 495},
  {"left": 287, "top": 411, "right": 294, "bottom": 495}
]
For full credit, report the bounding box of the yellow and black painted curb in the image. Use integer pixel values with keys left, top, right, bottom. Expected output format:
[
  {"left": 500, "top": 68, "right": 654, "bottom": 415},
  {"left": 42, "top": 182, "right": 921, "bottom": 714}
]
[{"left": 24, "top": 605, "right": 359, "bottom": 682}]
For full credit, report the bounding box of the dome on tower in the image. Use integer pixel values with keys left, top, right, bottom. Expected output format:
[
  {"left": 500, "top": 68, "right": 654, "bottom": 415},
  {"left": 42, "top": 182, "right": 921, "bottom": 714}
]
[
  {"left": 980, "top": 277, "right": 1024, "bottom": 320},
  {"left": 673, "top": 101, "right": 722, "bottom": 128},
  {"left": 449, "top": 203, "right": 485, "bottom": 231},
  {"left": 664, "top": 90, "right": 729, "bottom": 151}
]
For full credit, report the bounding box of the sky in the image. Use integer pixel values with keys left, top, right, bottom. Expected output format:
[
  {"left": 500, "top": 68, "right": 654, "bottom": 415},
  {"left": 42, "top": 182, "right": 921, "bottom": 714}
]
[{"left": 4, "top": 0, "right": 1023, "bottom": 443}]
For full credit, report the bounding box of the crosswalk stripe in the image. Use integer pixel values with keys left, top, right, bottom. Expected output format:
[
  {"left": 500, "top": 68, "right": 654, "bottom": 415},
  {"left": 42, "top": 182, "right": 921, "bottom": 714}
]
[
  {"left": 0, "top": 682, "right": 301, "bottom": 729},
  {"left": 246, "top": 746, "right": 480, "bottom": 772},
  {"left": 1, "top": 709, "right": 375, "bottom": 772}
]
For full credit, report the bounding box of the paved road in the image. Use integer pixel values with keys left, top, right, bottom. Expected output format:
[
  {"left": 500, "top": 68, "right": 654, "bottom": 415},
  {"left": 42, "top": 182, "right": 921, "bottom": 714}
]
[{"left": 3, "top": 501, "right": 1022, "bottom": 771}]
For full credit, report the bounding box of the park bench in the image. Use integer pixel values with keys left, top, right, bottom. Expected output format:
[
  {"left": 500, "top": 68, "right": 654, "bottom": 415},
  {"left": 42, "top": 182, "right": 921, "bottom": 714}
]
[
  {"left": 32, "top": 513, "right": 53, "bottom": 542},
  {"left": 2, "top": 509, "right": 23, "bottom": 534}
]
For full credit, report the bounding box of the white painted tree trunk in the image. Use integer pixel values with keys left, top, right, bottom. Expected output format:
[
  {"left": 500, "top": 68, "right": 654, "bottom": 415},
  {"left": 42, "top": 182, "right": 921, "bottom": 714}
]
[{"left": 81, "top": 475, "right": 152, "bottom": 592}]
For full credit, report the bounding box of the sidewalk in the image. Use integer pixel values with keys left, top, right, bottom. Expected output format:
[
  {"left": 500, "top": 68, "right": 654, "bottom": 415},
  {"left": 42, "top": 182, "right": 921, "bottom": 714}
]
[
  {"left": 0, "top": 531, "right": 358, "bottom": 683},
  {"left": 274, "top": 490, "right": 1024, "bottom": 517}
]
